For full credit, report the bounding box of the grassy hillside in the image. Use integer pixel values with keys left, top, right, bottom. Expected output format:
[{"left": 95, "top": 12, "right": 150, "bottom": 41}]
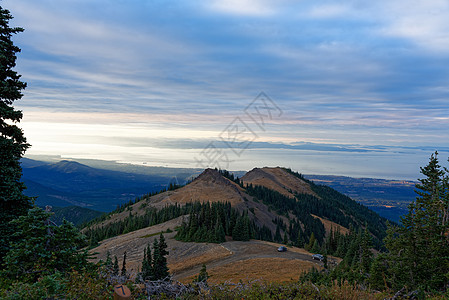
[{"left": 84, "top": 167, "right": 388, "bottom": 251}]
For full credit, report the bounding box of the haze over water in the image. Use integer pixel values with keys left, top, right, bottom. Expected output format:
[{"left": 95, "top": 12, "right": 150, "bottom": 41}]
[{"left": 5, "top": 0, "right": 449, "bottom": 180}]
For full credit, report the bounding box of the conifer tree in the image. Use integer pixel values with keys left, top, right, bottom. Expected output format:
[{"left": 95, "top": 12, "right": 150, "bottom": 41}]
[
  {"left": 311, "top": 239, "right": 320, "bottom": 253},
  {"left": 139, "top": 242, "right": 153, "bottom": 281},
  {"left": 121, "top": 251, "right": 127, "bottom": 277},
  {"left": 274, "top": 224, "right": 282, "bottom": 243},
  {"left": 154, "top": 233, "right": 169, "bottom": 280},
  {"left": 369, "top": 254, "right": 387, "bottom": 291},
  {"left": 2, "top": 207, "right": 90, "bottom": 282},
  {"left": 196, "top": 264, "right": 209, "bottom": 284},
  {"left": 105, "top": 251, "right": 113, "bottom": 273},
  {"left": 113, "top": 256, "right": 119, "bottom": 276},
  {"left": 384, "top": 152, "right": 449, "bottom": 291},
  {"left": 283, "top": 232, "right": 288, "bottom": 244},
  {"left": 306, "top": 232, "right": 316, "bottom": 251},
  {"left": 0, "top": 5, "right": 32, "bottom": 268},
  {"left": 359, "top": 228, "right": 372, "bottom": 273},
  {"left": 296, "top": 229, "right": 305, "bottom": 248},
  {"left": 152, "top": 238, "right": 160, "bottom": 280}
]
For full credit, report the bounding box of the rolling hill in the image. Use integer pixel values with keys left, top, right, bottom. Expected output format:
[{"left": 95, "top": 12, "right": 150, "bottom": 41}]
[{"left": 85, "top": 166, "right": 389, "bottom": 281}]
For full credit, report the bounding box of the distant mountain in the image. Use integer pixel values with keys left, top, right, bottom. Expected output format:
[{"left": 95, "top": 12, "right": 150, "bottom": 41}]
[{"left": 20, "top": 158, "right": 196, "bottom": 211}]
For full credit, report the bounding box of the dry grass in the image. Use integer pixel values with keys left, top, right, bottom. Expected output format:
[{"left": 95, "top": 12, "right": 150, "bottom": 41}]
[
  {"left": 169, "top": 245, "right": 232, "bottom": 274},
  {"left": 85, "top": 169, "right": 247, "bottom": 230},
  {"left": 311, "top": 214, "right": 350, "bottom": 235},
  {"left": 181, "top": 258, "right": 320, "bottom": 284},
  {"left": 242, "top": 167, "right": 318, "bottom": 199},
  {"left": 89, "top": 217, "right": 185, "bottom": 272}
]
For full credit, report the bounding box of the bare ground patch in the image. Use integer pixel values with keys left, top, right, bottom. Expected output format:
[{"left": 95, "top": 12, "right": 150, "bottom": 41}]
[{"left": 169, "top": 245, "right": 232, "bottom": 274}]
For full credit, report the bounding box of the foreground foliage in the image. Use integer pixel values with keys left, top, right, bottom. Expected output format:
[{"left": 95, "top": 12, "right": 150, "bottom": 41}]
[
  {"left": 299, "top": 152, "right": 449, "bottom": 295},
  {"left": 1, "top": 207, "right": 91, "bottom": 284},
  {"left": 0, "top": 4, "right": 33, "bottom": 268}
]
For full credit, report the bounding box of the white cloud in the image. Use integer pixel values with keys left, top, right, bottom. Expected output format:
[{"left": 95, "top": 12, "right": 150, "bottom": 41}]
[
  {"left": 377, "top": 0, "right": 449, "bottom": 53},
  {"left": 207, "top": 0, "right": 276, "bottom": 16}
]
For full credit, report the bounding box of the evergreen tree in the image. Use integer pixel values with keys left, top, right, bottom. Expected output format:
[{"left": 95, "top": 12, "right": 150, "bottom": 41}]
[
  {"left": 152, "top": 238, "right": 160, "bottom": 280},
  {"left": 306, "top": 232, "right": 316, "bottom": 252},
  {"left": 296, "top": 229, "right": 305, "bottom": 248},
  {"left": 0, "top": 5, "right": 32, "bottom": 268},
  {"left": 121, "top": 251, "right": 127, "bottom": 277},
  {"left": 105, "top": 251, "right": 113, "bottom": 273},
  {"left": 113, "top": 256, "right": 119, "bottom": 276},
  {"left": 369, "top": 254, "right": 387, "bottom": 291},
  {"left": 283, "top": 232, "right": 288, "bottom": 245},
  {"left": 274, "top": 224, "right": 282, "bottom": 243},
  {"left": 323, "top": 252, "right": 328, "bottom": 269},
  {"left": 384, "top": 152, "right": 449, "bottom": 291},
  {"left": 139, "top": 242, "right": 153, "bottom": 281},
  {"left": 154, "top": 233, "right": 169, "bottom": 280},
  {"left": 359, "top": 228, "right": 372, "bottom": 273},
  {"left": 214, "top": 220, "right": 226, "bottom": 243},
  {"left": 196, "top": 264, "right": 209, "bottom": 284},
  {"left": 2, "top": 207, "right": 90, "bottom": 282}
]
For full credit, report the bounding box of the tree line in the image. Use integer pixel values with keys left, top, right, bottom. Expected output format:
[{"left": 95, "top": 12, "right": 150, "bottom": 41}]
[
  {"left": 84, "top": 203, "right": 188, "bottom": 246},
  {"left": 175, "top": 202, "right": 254, "bottom": 243}
]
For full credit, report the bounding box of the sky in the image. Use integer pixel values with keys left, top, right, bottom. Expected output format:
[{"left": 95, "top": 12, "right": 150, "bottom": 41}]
[{"left": 4, "top": 0, "right": 449, "bottom": 180}]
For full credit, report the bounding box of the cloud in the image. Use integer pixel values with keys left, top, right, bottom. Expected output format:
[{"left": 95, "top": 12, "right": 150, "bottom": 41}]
[
  {"left": 206, "top": 0, "right": 278, "bottom": 16},
  {"left": 3, "top": 0, "right": 449, "bottom": 180},
  {"left": 375, "top": 1, "right": 449, "bottom": 54}
]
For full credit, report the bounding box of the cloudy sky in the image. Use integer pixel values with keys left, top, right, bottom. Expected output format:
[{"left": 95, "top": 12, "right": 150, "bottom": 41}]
[{"left": 5, "top": 0, "right": 449, "bottom": 180}]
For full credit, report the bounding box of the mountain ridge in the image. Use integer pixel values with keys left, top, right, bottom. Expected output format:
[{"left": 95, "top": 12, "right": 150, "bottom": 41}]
[{"left": 85, "top": 166, "right": 388, "bottom": 249}]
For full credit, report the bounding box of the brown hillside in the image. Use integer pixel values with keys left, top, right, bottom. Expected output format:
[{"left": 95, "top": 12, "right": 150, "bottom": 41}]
[
  {"left": 156, "top": 168, "right": 247, "bottom": 206},
  {"left": 87, "top": 168, "right": 283, "bottom": 234},
  {"left": 241, "top": 167, "right": 348, "bottom": 236},
  {"left": 241, "top": 167, "right": 317, "bottom": 198},
  {"left": 311, "top": 214, "right": 349, "bottom": 235}
]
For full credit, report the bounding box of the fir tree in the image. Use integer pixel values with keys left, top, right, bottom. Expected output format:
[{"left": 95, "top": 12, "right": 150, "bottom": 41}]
[
  {"left": 154, "top": 233, "right": 169, "bottom": 280},
  {"left": 152, "top": 238, "right": 160, "bottom": 280},
  {"left": 311, "top": 239, "right": 320, "bottom": 253},
  {"left": 359, "top": 228, "right": 372, "bottom": 274},
  {"left": 283, "top": 232, "right": 288, "bottom": 245},
  {"left": 105, "top": 251, "right": 113, "bottom": 273},
  {"left": 296, "top": 229, "right": 305, "bottom": 248},
  {"left": 369, "top": 254, "right": 387, "bottom": 291},
  {"left": 0, "top": 5, "right": 32, "bottom": 268},
  {"left": 383, "top": 152, "right": 449, "bottom": 291},
  {"left": 2, "top": 207, "right": 90, "bottom": 282},
  {"left": 113, "top": 256, "right": 119, "bottom": 276},
  {"left": 274, "top": 224, "right": 282, "bottom": 243},
  {"left": 306, "top": 232, "right": 316, "bottom": 252},
  {"left": 139, "top": 242, "right": 153, "bottom": 281},
  {"left": 121, "top": 251, "right": 127, "bottom": 277},
  {"left": 196, "top": 264, "right": 209, "bottom": 284}
]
